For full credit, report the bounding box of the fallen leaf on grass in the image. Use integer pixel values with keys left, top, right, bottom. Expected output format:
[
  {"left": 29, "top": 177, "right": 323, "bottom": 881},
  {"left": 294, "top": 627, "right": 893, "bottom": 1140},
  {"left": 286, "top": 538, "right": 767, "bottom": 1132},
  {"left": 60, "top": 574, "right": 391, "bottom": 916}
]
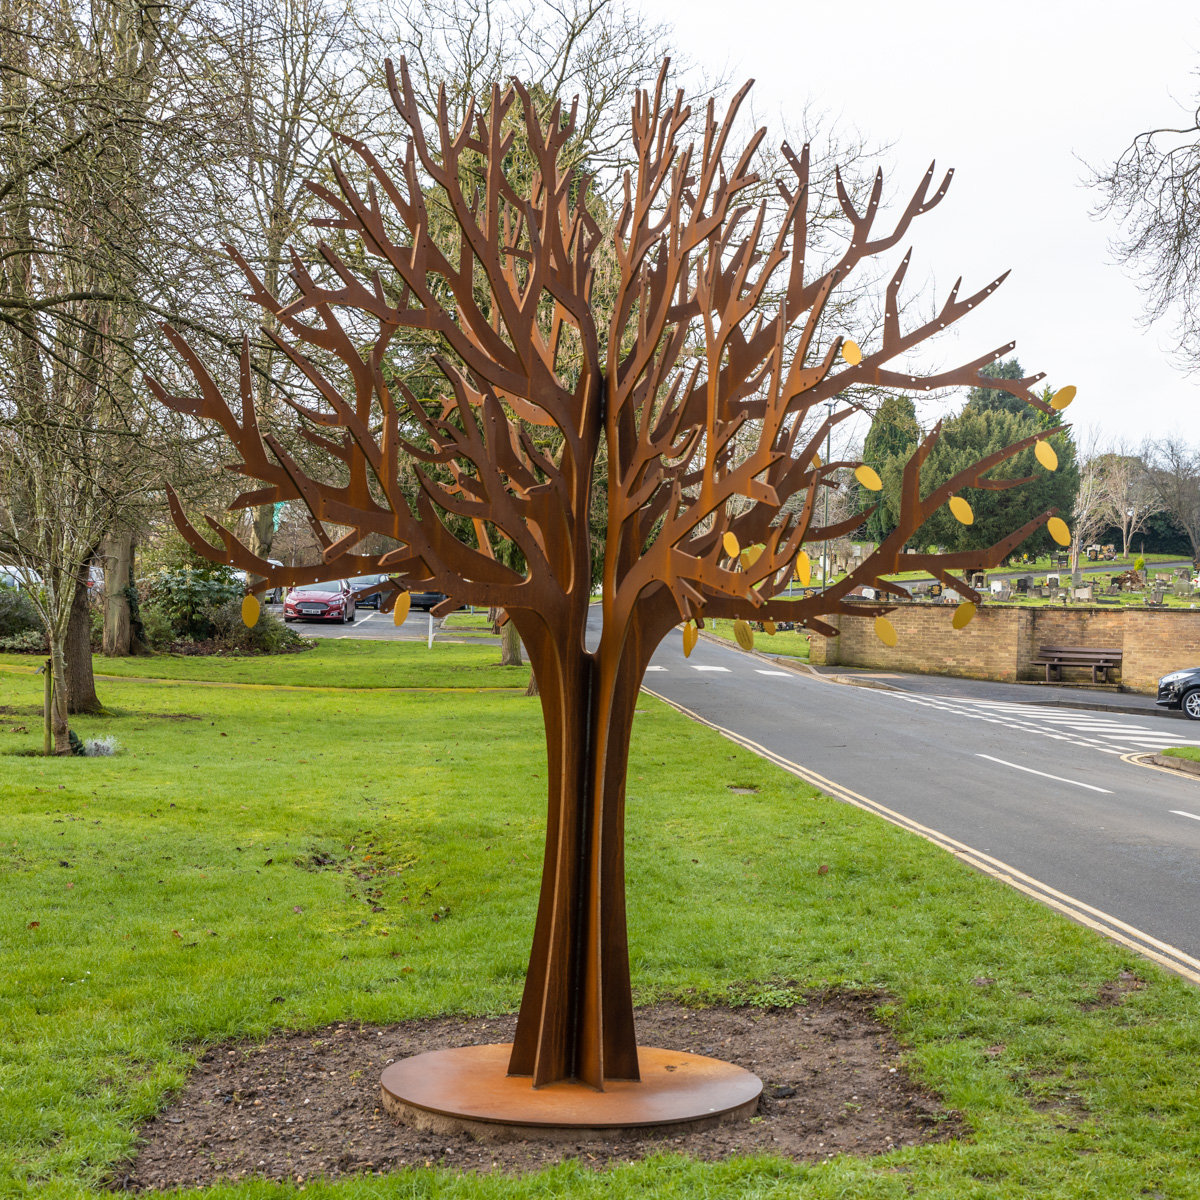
[
  {"left": 172, "top": 930, "right": 182, "bottom": 938},
  {"left": 28, "top": 921, "right": 39, "bottom": 929},
  {"left": 292, "top": 906, "right": 303, "bottom": 913},
  {"left": 65, "top": 882, "right": 74, "bottom": 889},
  {"left": 817, "top": 864, "right": 830, "bottom": 876}
]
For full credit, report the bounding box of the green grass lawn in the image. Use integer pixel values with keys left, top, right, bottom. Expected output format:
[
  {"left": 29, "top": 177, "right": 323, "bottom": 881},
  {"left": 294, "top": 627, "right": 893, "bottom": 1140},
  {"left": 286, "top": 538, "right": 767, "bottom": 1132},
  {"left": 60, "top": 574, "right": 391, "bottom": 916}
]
[
  {"left": 703, "top": 618, "right": 810, "bottom": 659},
  {"left": 0, "top": 638, "right": 528, "bottom": 691},
  {"left": 3, "top": 645, "right": 1200, "bottom": 1197},
  {"left": 439, "top": 610, "right": 499, "bottom": 636}
]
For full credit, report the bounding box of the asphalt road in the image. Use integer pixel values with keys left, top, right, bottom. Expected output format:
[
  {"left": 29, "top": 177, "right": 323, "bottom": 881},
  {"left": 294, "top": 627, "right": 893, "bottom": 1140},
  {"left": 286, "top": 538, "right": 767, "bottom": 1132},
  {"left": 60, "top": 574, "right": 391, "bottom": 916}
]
[{"left": 633, "top": 620, "right": 1200, "bottom": 971}]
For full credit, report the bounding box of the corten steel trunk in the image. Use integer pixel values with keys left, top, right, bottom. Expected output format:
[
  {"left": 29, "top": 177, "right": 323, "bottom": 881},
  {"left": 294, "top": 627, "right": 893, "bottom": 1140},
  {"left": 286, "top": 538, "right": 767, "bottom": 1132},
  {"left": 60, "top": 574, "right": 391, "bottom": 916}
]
[{"left": 505, "top": 627, "right": 644, "bottom": 1090}]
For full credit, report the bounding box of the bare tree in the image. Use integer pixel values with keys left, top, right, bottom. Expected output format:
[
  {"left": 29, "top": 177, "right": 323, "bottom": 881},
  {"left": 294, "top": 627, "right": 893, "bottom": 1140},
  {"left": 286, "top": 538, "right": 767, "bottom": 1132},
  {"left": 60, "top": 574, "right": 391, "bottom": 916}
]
[
  {"left": 1095, "top": 440, "right": 1161, "bottom": 558},
  {"left": 1143, "top": 436, "right": 1200, "bottom": 559},
  {"left": 1069, "top": 438, "right": 1111, "bottom": 571},
  {"left": 1092, "top": 88, "right": 1200, "bottom": 370},
  {"left": 0, "top": 0, "right": 246, "bottom": 691}
]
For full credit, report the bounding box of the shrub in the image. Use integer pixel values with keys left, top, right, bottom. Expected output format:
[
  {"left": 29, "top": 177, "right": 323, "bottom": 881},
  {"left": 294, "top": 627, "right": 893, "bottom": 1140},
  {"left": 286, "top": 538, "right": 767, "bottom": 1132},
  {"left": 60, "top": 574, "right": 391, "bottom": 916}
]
[
  {"left": 145, "top": 566, "right": 241, "bottom": 640},
  {"left": 1134, "top": 555, "right": 1146, "bottom": 572},
  {"left": 139, "top": 604, "right": 175, "bottom": 650},
  {"left": 83, "top": 735, "right": 120, "bottom": 757},
  {"left": 207, "top": 597, "right": 306, "bottom": 654},
  {"left": 0, "top": 585, "right": 42, "bottom": 638},
  {"left": 0, "top": 629, "right": 46, "bottom": 653}
]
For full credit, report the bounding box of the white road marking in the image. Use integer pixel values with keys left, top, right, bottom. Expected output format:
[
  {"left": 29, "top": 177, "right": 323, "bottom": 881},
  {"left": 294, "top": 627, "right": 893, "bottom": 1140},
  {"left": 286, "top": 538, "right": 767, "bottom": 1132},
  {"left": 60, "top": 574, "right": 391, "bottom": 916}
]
[
  {"left": 755, "top": 670, "right": 791, "bottom": 676},
  {"left": 1170, "top": 810, "right": 1200, "bottom": 822},
  {"left": 976, "top": 754, "right": 1113, "bottom": 793},
  {"left": 690, "top": 665, "right": 730, "bottom": 672},
  {"left": 645, "top": 665, "right": 668, "bottom": 671},
  {"left": 878, "top": 691, "right": 1197, "bottom": 757}
]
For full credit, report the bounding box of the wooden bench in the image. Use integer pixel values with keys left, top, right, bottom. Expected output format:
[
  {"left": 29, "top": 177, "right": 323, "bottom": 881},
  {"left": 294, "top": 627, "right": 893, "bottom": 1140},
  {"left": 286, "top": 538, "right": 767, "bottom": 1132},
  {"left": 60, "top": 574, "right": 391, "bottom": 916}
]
[{"left": 1030, "top": 645, "right": 1123, "bottom": 684}]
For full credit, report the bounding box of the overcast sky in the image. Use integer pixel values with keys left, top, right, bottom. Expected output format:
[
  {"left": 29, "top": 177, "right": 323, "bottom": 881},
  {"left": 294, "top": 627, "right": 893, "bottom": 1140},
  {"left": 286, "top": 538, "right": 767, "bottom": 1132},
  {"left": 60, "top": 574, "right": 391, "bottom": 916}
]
[{"left": 651, "top": 0, "right": 1200, "bottom": 449}]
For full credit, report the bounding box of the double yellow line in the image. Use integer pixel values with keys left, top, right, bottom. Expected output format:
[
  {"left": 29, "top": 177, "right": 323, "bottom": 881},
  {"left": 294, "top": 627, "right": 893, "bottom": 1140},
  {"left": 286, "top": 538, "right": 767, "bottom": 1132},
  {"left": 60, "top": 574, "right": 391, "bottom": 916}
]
[{"left": 643, "top": 685, "right": 1200, "bottom": 987}]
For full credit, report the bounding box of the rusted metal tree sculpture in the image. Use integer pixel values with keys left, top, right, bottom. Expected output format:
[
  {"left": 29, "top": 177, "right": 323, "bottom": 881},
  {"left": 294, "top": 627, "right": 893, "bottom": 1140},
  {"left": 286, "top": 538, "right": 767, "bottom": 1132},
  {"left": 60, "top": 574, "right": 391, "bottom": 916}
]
[{"left": 153, "top": 61, "right": 1069, "bottom": 1109}]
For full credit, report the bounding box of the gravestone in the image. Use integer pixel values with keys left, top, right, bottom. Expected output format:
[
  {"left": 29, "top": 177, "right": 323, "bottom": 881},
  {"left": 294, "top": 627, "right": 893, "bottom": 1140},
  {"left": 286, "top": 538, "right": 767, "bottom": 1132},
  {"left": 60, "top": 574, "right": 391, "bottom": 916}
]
[
  {"left": 1072, "top": 568, "right": 1084, "bottom": 587},
  {"left": 1015, "top": 575, "right": 1030, "bottom": 594},
  {"left": 1073, "top": 586, "right": 1092, "bottom": 601}
]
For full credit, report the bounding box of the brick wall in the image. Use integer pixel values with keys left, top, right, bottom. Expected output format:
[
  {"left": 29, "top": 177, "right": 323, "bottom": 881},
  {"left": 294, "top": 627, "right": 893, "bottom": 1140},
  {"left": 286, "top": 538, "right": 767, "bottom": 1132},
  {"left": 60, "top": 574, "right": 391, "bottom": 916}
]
[{"left": 807, "top": 602, "right": 1200, "bottom": 693}]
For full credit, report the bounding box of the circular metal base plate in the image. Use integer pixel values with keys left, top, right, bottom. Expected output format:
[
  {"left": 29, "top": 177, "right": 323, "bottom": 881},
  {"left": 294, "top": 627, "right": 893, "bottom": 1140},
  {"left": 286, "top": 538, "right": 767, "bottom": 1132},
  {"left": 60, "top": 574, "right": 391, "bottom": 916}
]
[{"left": 380, "top": 1044, "right": 762, "bottom": 1141}]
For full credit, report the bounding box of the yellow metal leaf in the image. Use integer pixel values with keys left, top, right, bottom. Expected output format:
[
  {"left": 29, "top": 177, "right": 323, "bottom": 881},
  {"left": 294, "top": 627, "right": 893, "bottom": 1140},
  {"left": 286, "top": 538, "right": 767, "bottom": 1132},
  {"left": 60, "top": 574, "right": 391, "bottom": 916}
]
[
  {"left": 874, "top": 616, "right": 898, "bottom": 647},
  {"left": 952, "top": 600, "right": 976, "bottom": 630},
  {"left": 1047, "top": 516, "right": 1071, "bottom": 546},
  {"left": 811, "top": 452, "right": 821, "bottom": 470},
  {"left": 795, "top": 551, "right": 812, "bottom": 586},
  {"left": 764, "top": 619, "right": 777, "bottom": 636},
  {"left": 744, "top": 545, "right": 764, "bottom": 566},
  {"left": 855, "top": 465, "right": 883, "bottom": 491},
  {"left": 241, "top": 594, "right": 260, "bottom": 628},
  {"left": 1035, "top": 440, "right": 1058, "bottom": 471},
  {"left": 733, "top": 619, "right": 755, "bottom": 652},
  {"left": 393, "top": 590, "right": 412, "bottom": 625},
  {"left": 948, "top": 495, "right": 974, "bottom": 525},
  {"left": 842, "top": 339, "right": 863, "bottom": 366},
  {"left": 722, "top": 531, "right": 741, "bottom": 558},
  {"left": 1050, "top": 385, "right": 1076, "bottom": 411},
  {"left": 683, "top": 622, "right": 698, "bottom": 657}
]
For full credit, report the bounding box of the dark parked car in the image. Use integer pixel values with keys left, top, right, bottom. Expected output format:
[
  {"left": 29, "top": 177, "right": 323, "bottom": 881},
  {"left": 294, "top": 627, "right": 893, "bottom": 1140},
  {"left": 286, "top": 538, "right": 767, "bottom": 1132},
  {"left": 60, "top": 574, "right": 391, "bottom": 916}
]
[
  {"left": 1157, "top": 668, "right": 1200, "bottom": 719},
  {"left": 408, "top": 589, "right": 448, "bottom": 612},
  {"left": 349, "top": 574, "right": 390, "bottom": 608},
  {"left": 283, "top": 580, "right": 356, "bottom": 623}
]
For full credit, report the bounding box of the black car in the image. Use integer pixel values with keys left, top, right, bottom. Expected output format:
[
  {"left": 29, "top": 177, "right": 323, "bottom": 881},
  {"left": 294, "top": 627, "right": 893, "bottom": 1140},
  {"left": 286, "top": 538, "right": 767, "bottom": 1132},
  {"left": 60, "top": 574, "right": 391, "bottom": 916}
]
[
  {"left": 408, "top": 589, "right": 448, "bottom": 612},
  {"left": 1157, "top": 668, "right": 1200, "bottom": 719},
  {"left": 349, "top": 574, "right": 390, "bottom": 608}
]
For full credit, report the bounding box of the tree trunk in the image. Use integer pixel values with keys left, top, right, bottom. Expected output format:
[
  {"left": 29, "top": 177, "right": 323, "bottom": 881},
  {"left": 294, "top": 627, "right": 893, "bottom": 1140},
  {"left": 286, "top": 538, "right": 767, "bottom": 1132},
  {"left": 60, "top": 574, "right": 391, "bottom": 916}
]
[
  {"left": 102, "top": 531, "right": 133, "bottom": 655},
  {"left": 49, "top": 635, "right": 70, "bottom": 754},
  {"left": 249, "top": 502, "right": 275, "bottom": 564},
  {"left": 500, "top": 616, "right": 523, "bottom": 666},
  {"left": 65, "top": 564, "right": 101, "bottom": 714},
  {"left": 505, "top": 611, "right": 653, "bottom": 1090}
]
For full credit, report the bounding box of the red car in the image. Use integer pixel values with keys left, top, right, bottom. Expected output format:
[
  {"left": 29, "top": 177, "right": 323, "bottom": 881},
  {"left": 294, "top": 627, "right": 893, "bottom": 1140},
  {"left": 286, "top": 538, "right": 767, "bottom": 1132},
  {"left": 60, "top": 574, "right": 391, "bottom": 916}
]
[{"left": 283, "top": 580, "right": 357, "bottom": 624}]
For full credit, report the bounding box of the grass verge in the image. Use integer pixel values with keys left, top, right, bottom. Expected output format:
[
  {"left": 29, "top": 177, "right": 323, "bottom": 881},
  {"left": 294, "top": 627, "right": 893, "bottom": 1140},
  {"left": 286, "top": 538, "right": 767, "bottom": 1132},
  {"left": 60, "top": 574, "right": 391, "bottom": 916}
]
[
  {"left": 1161, "top": 745, "right": 1200, "bottom": 763},
  {"left": 704, "top": 618, "right": 809, "bottom": 659},
  {"left": 0, "top": 638, "right": 529, "bottom": 691},
  {"left": 2, "top": 646, "right": 1199, "bottom": 1197}
]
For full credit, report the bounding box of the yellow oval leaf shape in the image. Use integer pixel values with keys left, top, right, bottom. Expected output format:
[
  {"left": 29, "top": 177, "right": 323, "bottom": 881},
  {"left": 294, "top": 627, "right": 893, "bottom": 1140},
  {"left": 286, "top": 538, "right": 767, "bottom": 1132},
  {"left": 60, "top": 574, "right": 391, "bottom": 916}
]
[
  {"left": 393, "top": 590, "right": 412, "bottom": 625},
  {"left": 952, "top": 600, "right": 977, "bottom": 630},
  {"left": 1035, "top": 440, "right": 1058, "bottom": 471},
  {"left": 842, "top": 339, "right": 863, "bottom": 366},
  {"left": 795, "top": 551, "right": 812, "bottom": 586},
  {"left": 683, "top": 622, "right": 699, "bottom": 658},
  {"left": 1050, "top": 385, "right": 1076, "bottom": 411},
  {"left": 874, "top": 616, "right": 898, "bottom": 647},
  {"left": 722, "top": 531, "right": 741, "bottom": 558},
  {"left": 241, "top": 594, "right": 260, "bottom": 628},
  {"left": 764, "top": 619, "right": 777, "bottom": 636},
  {"left": 855, "top": 464, "right": 883, "bottom": 491},
  {"left": 733, "top": 619, "right": 755, "bottom": 652},
  {"left": 1047, "top": 516, "right": 1071, "bottom": 546},
  {"left": 811, "top": 452, "right": 822, "bottom": 470},
  {"left": 745, "top": 544, "right": 764, "bottom": 566},
  {"left": 948, "top": 495, "right": 974, "bottom": 525}
]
